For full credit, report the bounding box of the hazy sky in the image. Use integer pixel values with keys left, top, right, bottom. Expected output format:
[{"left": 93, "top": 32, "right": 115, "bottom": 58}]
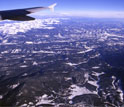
[{"left": 0, "top": 0, "right": 124, "bottom": 18}]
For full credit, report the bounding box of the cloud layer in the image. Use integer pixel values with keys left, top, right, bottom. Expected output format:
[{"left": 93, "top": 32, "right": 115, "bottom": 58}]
[
  {"left": 60, "top": 11, "right": 124, "bottom": 18},
  {"left": 0, "top": 18, "right": 60, "bottom": 35}
]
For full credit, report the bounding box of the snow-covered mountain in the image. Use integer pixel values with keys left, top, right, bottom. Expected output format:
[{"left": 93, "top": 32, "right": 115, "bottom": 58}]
[
  {"left": 0, "top": 17, "right": 124, "bottom": 107},
  {"left": 0, "top": 18, "right": 60, "bottom": 35}
]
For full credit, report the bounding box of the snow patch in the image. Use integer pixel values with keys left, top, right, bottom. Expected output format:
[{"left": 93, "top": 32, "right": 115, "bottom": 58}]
[
  {"left": 32, "top": 50, "right": 55, "bottom": 54},
  {"left": 78, "top": 49, "right": 92, "bottom": 54},
  {"left": 64, "top": 77, "right": 72, "bottom": 81},
  {"left": 66, "top": 62, "right": 78, "bottom": 66},
  {"left": 68, "top": 85, "right": 96, "bottom": 99},
  {"left": 29, "top": 102, "right": 33, "bottom": 105},
  {"left": 117, "top": 88, "right": 124, "bottom": 101},
  {"left": 84, "top": 72, "right": 89, "bottom": 82},
  {"left": 11, "top": 49, "right": 21, "bottom": 53},
  {"left": 25, "top": 41, "right": 33, "bottom": 44},
  {"left": 92, "top": 71, "right": 104, "bottom": 77},
  {"left": 33, "top": 61, "right": 38, "bottom": 66},
  {"left": 36, "top": 94, "right": 54, "bottom": 106},
  {"left": 22, "top": 73, "right": 28, "bottom": 76},
  {"left": 0, "top": 95, "right": 3, "bottom": 99},
  {"left": 20, "top": 104, "right": 28, "bottom": 107},
  {"left": 1, "top": 51, "right": 9, "bottom": 54},
  {"left": 11, "top": 83, "right": 20, "bottom": 89},
  {"left": 88, "top": 80, "right": 98, "bottom": 87},
  {"left": 92, "top": 66, "right": 100, "bottom": 69},
  {"left": 20, "top": 65, "right": 28, "bottom": 68}
]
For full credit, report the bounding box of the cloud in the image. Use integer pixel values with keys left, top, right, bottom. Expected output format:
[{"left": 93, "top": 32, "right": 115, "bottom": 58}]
[
  {"left": 0, "top": 18, "right": 60, "bottom": 35},
  {"left": 59, "top": 11, "right": 124, "bottom": 18},
  {"left": 31, "top": 10, "right": 124, "bottom": 18}
]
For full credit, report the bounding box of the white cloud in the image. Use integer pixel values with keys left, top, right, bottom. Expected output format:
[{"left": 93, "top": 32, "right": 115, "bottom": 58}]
[
  {"left": 0, "top": 18, "right": 60, "bottom": 35},
  {"left": 58, "top": 11, "right": 124, "bottom": 18},
  {"left": 31, "top": 10, "right": 124, "bottom": 18}
]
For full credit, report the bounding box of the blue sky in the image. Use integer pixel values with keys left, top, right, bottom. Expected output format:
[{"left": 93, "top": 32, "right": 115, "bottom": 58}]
[{"left": 0, "top": 0, "right": 124, "bottom": 18}]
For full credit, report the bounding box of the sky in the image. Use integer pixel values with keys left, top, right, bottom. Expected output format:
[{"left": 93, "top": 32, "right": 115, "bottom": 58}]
[{"left": 0, "top": 0, "right": 124, "bottom": 18}]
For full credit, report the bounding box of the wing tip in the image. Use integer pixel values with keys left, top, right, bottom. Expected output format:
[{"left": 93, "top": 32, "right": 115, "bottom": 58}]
[{"left": 48, "top": 3, "right": 57, "bottom": 12}]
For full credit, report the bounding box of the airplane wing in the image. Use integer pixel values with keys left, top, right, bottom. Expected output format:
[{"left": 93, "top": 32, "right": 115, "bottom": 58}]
[{"left": 0, "top": 3, "right": 57, "bottom": 21}]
